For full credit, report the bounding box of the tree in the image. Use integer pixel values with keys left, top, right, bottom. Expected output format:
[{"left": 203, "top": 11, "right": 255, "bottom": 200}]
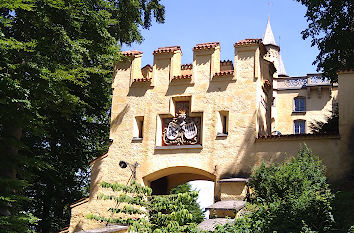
[
  {"left": 295, "top": 0, "right": 354, "bottom": 82},
  {"left": 0, "top": 0, "right": 164, "bottom": 232},
  {"left": 310, "top": 110, "right": 339, "bottom": 134},
  {"left": 87, "top": 180, "right": 200, "bottom": 233},
  {"left": 215, "top": 145, "right": 335, "bottom": 232},
  {"left": 169, "top": 183, "right": 205, "bottom": 224}
]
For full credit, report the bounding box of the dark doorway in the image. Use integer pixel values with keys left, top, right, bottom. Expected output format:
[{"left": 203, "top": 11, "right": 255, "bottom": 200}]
[{"left": 150, "top": 176, "right": 168, "bottom": 195}]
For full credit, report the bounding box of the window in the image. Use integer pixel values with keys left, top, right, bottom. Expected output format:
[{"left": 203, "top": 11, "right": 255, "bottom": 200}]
[
  {"left": 294, "top": 97, "right": 306, "bottom": 112},
  {"left": 294, "top": 120, "right": 306, "bottom": 134},
  {"left": 133, "top": 116, "right": 144, "bottom": 140},
  {"left": 217, "top": 111, "right": 228, "bottom": 136}
]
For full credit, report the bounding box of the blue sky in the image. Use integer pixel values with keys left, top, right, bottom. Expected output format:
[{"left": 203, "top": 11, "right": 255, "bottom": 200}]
[{"left": 122, "top": 0, "right": 319, "bottom": 76}]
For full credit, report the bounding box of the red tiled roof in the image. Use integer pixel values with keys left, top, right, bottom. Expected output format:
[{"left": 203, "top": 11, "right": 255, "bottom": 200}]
[
  {"left": 220, "top": 60, "right": 234, "bottom": 70},
  {"left": 193, "top": 42, "right": 220, "bottom": 50},
  {"left": 121, "top": 50, "right": 142, "bottom": 56},
  {"left": 153, "top": 46, "right": 181, "bottom": 54},
  {"left": 172, "top": 74, "right": 192, "bottom": 80},
  {"left": 141, "top": 64, "right": 152, "bottom": 72},
  {"left": 220, "top": 60, "right": 233, "bottom": 65},
  {"left": 256, "top": 133, "right": 340, "bottom": 141},
  {"left": 234, "top": 38, "right": 262, "bottom": 47},
  {"left": 214, "top": 70, "right": 234, "bottom": 77},
  {"left": 181, "top": 64, "right": 193, "bottom": 70},
  {"left": 133, "top": 77, "right": 152, "bottom": 82}
]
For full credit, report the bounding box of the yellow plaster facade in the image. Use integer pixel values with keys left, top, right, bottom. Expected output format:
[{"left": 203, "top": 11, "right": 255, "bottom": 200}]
[
  {"left": 68, "top": 36, "right": 354, "bottom": 231},
  {"left": 273, "top": 75, "right": 338, "bottom": 134}
]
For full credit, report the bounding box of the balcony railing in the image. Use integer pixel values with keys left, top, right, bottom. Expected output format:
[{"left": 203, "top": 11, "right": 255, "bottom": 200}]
[{"left": 277, "top": 74, "right": 332, "bottom": 89}]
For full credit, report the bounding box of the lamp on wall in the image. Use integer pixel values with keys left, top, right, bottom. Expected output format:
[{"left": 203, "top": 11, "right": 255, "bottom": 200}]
[{"left": 119, "top": 160, "right": 139, "bottom": 180}]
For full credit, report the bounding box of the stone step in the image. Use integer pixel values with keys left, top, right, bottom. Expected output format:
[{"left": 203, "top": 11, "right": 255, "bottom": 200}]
[
  {"left": 205, "top": 200, "right": 246, "bottom": 211},
  {"left": 218, "top": 177, "right": 249, "bottom": 183},
  {"left": 76, "top": 225, "right": 128, "bottom": 233},
  {"left": 197, "top": 218, "right": 235, "bottom": 231}
]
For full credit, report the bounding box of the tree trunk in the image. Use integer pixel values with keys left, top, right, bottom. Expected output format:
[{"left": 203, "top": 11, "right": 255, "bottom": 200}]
[{"left": 0, "top": 122, "right": 22, "bottom": 216}]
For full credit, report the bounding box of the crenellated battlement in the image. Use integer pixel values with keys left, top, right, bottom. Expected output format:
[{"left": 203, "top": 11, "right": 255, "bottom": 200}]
[
  {"left": 69, "top": 17, "right": 354, "bottom": 232},
  {"left": 115, "top": 38, "right": 270, "bottom": 89}
]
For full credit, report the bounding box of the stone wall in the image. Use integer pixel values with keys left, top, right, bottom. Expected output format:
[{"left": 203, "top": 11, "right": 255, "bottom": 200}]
[{"left": 68, "top": 36, "right": 354, "bottom": 232}]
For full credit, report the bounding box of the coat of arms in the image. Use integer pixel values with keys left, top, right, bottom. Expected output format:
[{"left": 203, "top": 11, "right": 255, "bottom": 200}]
[{"left": 162, "top": 109, "right": 200, "bottom": 146}]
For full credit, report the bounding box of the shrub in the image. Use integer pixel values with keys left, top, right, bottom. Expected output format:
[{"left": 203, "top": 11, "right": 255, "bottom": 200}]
[{"left": 216, "top": 145, "right": 334, "bottom": 233}]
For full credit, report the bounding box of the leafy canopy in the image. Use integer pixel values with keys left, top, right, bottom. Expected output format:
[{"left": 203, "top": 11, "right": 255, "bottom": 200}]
[
  {"left": 295, "top": 0, "right": 354, "bottom": 82},
  {"left": 0, "top": 0, "right": 164, "bottom": 232}
]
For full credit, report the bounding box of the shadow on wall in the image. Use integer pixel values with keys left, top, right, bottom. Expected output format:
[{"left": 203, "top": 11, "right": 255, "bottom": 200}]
[
  {"left": 219, "top": 111, "right": 294, "bottom": 180},
  {"left": 128, "top": 83, "right": 153, "bottom": 97},
  {"left": 257, "top": 107, "right": 266, "bottom": 137},
  {"left": 307, "top": 88, "right": 332, "bottom": 111},
  {"left": 110, "top": 104, "right": 129, "bottom": 133},
  {"left": 89, "top": 158, "right": 105, "bottom": 199},
  {"left": 166, "top": 82, "right": 194, "bottom": 96},
  {"left": 346, "top": 125, "right": 354, "bottom": 179},
  {"left": 219, "top": 111, "right": 258, "bottom": 180},
  {"left": 207, "top": 79, "right": 236, "bottom": 93},
  {"left": 73, "top": 221, "right": 84, "bottom": 232}
]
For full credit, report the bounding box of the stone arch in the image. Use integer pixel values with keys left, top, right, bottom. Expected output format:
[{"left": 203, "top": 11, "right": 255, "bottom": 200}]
[{"left": 143, "top": 166, "right": 216, "bottom": 195}]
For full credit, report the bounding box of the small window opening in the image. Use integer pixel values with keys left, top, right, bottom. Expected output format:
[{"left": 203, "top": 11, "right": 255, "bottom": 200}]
[
  {"left": 217, "top": 111, "right": 228, "bottom": 137},
  {"left": 294, "top": 120, "right": 306, "bottom": 134},
  {"left": 133, "top": 116, "right": 144, "bottom": 140},
  {"left": 294, "top": 97, "right": 306, "bottom": 112}
]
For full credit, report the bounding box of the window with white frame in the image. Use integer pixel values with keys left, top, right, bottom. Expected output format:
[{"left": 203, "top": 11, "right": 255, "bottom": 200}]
[
  {"left": 294, "top": 120, "right": 306, "bottom": 134},
  {"left": 133, "top": 116, "right": 144, "bottom": 140},
  {"left": 217, "top": 111, "right": 228, "bottom": 136},
  {"left": 294, "top": 97, "right": 306, "bottom": 112}
]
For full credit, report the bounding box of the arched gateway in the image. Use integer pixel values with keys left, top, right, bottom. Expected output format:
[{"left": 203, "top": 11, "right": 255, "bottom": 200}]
[
  {"left": 143, "top": 166, "right": 215, "bottom": 195},
  {"left": 67, "top": 36, "right": 354, "bottom": 232}
]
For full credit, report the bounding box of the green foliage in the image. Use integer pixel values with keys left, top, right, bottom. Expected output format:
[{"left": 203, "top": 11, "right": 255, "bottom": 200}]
[
  {"left": 215, "top": 145, "right": 334, "bottom": 233},
  {"left": 349, "top": 225, "right": 354, "bottom": 233},
  {"left": 149, "top": 192, "right": 200, "bottom": 232},
  {"left": 88, "top": 180, "right": 200, "bottom": 233},
  {"left": 0, "top": 0, "right": 165, "bottom": 232},
  {"left": 169, "top": 183, "right": 205, "bottom": 224},
  {"left": 331, "top": 183, "right": 354, "bottom": 232},
  {"left": 295, "top": 0, "right": 354, "bottom": 82},
  {"left": 310, "top": 108, "right": 339, "bottom": 134},
  {"left": 0, "top": 177, "right": 39, "bottom": 233}
]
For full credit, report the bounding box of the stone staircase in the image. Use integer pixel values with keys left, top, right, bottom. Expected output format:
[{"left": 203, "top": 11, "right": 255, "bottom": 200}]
[{"left": 197, "top": 178, "right": 249, "bottom": 231}]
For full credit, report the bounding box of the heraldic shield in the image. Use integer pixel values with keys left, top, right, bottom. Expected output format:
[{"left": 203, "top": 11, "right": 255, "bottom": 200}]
[
  {"left": 163, "top": 117, "right": 200, "bottom": 146},
  {"left": 182, "top": 122, "right": 197, "bottom": 139}
]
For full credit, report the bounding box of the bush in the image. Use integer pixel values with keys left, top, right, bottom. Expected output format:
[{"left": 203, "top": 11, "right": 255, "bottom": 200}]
[
  {"left": 216, "top": 145, "right": 334, "bottom": 233},
  {"left": 87, "top": 180, "right": 200, "bottom": 233}
]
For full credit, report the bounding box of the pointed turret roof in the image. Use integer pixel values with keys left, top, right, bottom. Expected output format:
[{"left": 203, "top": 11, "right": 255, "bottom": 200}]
[
  {"left": 262, "top": 18, "right": 277, "bottom": 46},
  {"left": 262, "top": 18, "right": 288, "bottom": 76},
  {"left": 277, "top": 53, "right": 288, "bottom": 77}
]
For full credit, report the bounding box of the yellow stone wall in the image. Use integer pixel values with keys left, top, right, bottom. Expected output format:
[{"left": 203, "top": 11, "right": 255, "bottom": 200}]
[
  {"left": 219, "top": 182, "right": 247, "bottom": 201},
  {"left": 68, "top": 36, "right": 354, "bottom": 232},
  {"left": 274, "top": 84, "right": 337, "bottom": 134}
]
